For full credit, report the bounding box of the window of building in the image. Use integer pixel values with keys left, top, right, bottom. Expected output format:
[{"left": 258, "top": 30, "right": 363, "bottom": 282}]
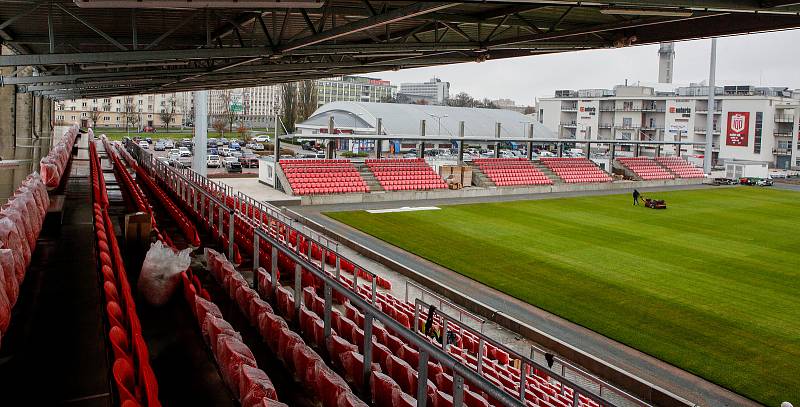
[
  {"left": 753, "top": 112, "right": 763, "bottom": 154},
  {"left": 623, "top": 101, "right": 633, "bottom": 110},
  {"left": 622, "top": 118, "right": 632, "bottom": 128},
  {"left": 620, "top": 132, "right": 632, "bottom": 140}
]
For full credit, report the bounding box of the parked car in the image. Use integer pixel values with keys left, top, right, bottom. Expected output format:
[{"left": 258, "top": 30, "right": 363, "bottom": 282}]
[
  {"left": 246, "top": 143, "right": 265, "bottom": 151},
  {"left": 164, "top": 140, "right": 174, "bottom": 148},
  {"left": 145, "top": 137, "right": 153, "bottom": 144},
  {"left": 207, "top": 155, "right": 221, "bottom": 168},
  {"left": 230, "top": 141, "right": 241, "bottom": 151},
  {"left": 207, "top": 147, "right": 218, "bottom": 155},
  {"left": 252, "top": 135, "right": 270, "bottom": 143},
  {"left": 755, "top": 178, "right": 773, "bottom": 186},
  {"left": 154, "top": 141, "right": 166, "bottom": 151},
  {"left": 226, "top": 161, "right": 242, "bottom": 173},
  {"left": 178, "top": 147, "right": 192, "bottom": 157},
  {"left": 239, "top": 154, "right": 259, "bottom": 168},
  {"left": 138, "top": 140, "right": 149, "bottom": 149},
  {"left": 168, "top": 152, "right": 180, "bottom": 165},
  {"left": 217, "top": 147, "right": 231, "bottom": 157},
  {"left": 142, "top": 126, "right": 156, "bottom": 133}
]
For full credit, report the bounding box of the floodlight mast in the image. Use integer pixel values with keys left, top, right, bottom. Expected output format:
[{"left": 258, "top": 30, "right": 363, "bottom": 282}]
[{"left": 704, "top": 38, "right": 717, "bottom": 175}]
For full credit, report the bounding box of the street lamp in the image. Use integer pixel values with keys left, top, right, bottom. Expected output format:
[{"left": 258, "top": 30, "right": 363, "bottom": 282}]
[{"left": 427, "top": 113, "right": 448, "bottom": 136}]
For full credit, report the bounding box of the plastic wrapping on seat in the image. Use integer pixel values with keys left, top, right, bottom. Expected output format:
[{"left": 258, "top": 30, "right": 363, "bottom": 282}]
[
  {"left": 386, "top": 355, "right": 415, "bottom": 394},
  {"left": 0, "top": 264, "right": 10, "bottom": 333},
  {"left": 216, "top": 334, "right": 257, "bottom": 397},
  {"left": 113, "top": 357, "right": 140, "bottom": 405},
  {"left": 234, "top": 285, "right": 258, "bottom": 320},
  {"left": 336, "top": 391, "right": 369, "bottom": 407},
  {"left": 277, "top": 326, "right": 303, "bottom": 366},
  {"left": 252, "top": 398, "right": 289, "bottom": 407},
  {"left": 0, "top": 213, "right": 31, "bottom": 271},
  {"left": 0, "top": 248, "right": 19, "bottom": 305},
  {"left": 260, "top": 312, "right": 288, "bottom": 351},
  {"left": 195, "top": 296, "right": 222, "bottom": 325},
  {"left": 290, "top": 341, "right": 322, "bottom": 383},
  {"left": 249, "top": 297, "right": 273, "bottom": 328},
  {"left": 316, "top": 365, "right": 350, "bottom": 407},
  {"left": 239, "top": 364, "right": 278, "bottom": 407},
  {"left": 202, "top": 314, "right": 241, "bottom": 353}
]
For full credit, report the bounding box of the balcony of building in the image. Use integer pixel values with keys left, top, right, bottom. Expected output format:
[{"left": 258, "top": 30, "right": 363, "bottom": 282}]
[
  {"left": 775, "top": 115, "right": 795, "bottom": 123},
  {"left": 560, "top": 121, "right": 577, "bottom": 128},
  {"left": 773, "top": 148, "right": 793, "bottom": 155},
  {"left": 774, "top": 130, "right": 793, "bottom": 137},
  {"left": 598, "top": 123, "right": 613, "bottom": 129},
  {"left": 694, "top": 127, "right": 721, "bottom": 135}
]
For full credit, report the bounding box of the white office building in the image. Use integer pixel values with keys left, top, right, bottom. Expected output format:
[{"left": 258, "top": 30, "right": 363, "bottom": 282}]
[
  {"left": 539, "top": 84, "right": 800, "bottom": 169},
  {"left": 399, "top": 78, "right": 450, "bottom": 105}
]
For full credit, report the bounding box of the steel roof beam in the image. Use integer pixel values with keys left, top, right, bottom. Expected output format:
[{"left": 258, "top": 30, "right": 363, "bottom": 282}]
[{"left": 0, "top": 47, "right": 272, "bottom": 67}]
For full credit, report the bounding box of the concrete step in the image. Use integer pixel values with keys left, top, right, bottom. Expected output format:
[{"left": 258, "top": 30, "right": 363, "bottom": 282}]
[
  {"left": 533, "top": 162, "right": 563, "bottom": 183},
  {"left": 355, "top": 164, "right": 384, "bottom": 192},
  {"left": 468, "top": 165, "right": 495, "bottom": 187}
]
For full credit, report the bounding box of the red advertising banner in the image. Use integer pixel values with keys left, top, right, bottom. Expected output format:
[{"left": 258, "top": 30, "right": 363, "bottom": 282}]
[{"left": 726, "top": 111, "right": 749, "bottom": 147}]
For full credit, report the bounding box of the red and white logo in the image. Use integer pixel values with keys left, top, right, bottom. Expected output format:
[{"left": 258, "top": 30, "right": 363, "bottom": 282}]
[{"left": 730, "top": 113, "right": 746, "bottom": 133}]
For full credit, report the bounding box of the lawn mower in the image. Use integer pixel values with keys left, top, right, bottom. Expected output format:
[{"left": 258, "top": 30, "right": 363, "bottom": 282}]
[{"left": 643, "top": 197, "right": 667, "bottom": 209}]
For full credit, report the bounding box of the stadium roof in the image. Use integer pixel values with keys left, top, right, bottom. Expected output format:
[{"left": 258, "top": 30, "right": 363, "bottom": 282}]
[
  {"left": 296, "top": 101, "right": 555, "bottom": 138},
  {"left": 2, "top": 1, "right": 800, "bottom": 100}
]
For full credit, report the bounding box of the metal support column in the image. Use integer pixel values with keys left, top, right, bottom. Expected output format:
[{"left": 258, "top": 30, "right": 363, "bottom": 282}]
[
  {"left": 527, "top": 123, "right": 534, "bottom": 160},
  {"left": 375, "top": 118, "right": 382, "bottom": 159},
  {"left": 494, "top": 122, "right": 501, "bottom": 158},
  {"left": 419, "top": 119, "right": 426, "bottom": 158},
  {"left": 327, "top": 116, "right": 335, "bottom": 159},
  {"left": 457, "top": 121, "right": 465, "bottom": 165},
  {"left": 192, "top": 90, "right": 208, "bottom": 176}
]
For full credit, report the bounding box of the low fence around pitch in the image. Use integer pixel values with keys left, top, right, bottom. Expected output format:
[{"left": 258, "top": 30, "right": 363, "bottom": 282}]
[{"left": 124, "top": 141, "right": 654, "bottom": 407}]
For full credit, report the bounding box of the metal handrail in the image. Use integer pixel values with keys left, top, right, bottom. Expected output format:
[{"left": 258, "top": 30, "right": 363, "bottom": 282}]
[
  {"left": 405, "top": 280, "right": 486, "bottom": 333},
  {"left": 252, "top": 226, "right": 525, "bottom": 407}
]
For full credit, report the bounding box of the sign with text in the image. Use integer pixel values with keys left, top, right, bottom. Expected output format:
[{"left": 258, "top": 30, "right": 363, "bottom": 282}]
[{"left": 726, "top": 112, "right": 749, "bottom": 146}]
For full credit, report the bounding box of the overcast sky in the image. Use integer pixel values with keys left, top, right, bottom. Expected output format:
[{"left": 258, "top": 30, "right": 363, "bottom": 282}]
[{"left": 374, "top": 29, "right": 800, "bottom": 106}]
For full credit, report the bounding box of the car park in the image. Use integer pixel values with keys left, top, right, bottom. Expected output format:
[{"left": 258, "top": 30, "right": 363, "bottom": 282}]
[
  {"left": 207, "top": 155, "right": 221, "bottom": 168},
  {"left": 239, "top": 154, "right": 259, "bottom": 168},
  {"left": 226, "top": 161, "right": 242, "bottom": 173},
  {"left": 145, "top": 137, "right": 153, "bottom": 144}
]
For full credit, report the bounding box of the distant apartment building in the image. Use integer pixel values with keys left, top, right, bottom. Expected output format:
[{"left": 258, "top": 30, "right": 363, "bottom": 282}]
[
  {"left": 399, "top": 78, "right": 450, "bottom": 105},
  {"left": 316, "top": 76, "right": 396, "bottom": 106},
  {"left": 54, "top": 93, "right": 188, "bottom": 129},
  {"left": 538, "top": 84, "right": 800, "bottom": 169},
  {"left": 492, "top": 98, "right": 531, "bottom": 114}
]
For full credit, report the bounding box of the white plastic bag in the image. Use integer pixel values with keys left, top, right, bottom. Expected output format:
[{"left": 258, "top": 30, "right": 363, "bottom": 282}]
[{"left": 138, "top": 241, "right": 191, "bottom": 306}]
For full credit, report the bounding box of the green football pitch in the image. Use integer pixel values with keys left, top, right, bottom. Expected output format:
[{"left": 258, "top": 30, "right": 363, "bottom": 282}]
[{"left": 325, "top": 187, "right": 800, "bottom": 406}]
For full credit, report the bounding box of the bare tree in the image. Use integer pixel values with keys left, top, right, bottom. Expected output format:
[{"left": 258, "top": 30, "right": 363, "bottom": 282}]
[
  {"left": 297, "top": 80, "right": 318, "bottom": 121},
  {"left": 219, "top": 91, "right": 240, "bottom": 133},
  {"left": 123, "top": 97, "right": 139, "bottom": 132},
  {"left": 212, "top": 117, "right": 227, "bottom": 135},
  {"left": 158, "top": 96, "right": 177, "bottom": 131},
  {"left": 280, "top": 82, "right": 297, "bottom": 134},
  {"left": 89, "top": 107, "right": 101, "bottom": 127}
]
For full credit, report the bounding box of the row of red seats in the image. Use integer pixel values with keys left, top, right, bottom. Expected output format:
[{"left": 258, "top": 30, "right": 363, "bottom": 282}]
[
  {"left": 90, "top": 141, "right": 160, "bottom": 407},
  {"left": 0, "top": 172, "right": 49, "bottom": 342},
  {"left": 139, "top": 158, "right": 244, "bottom": 264},
  {"left": 40, "top": 126, "right": 79, "bottom": 189},
  {"left": 655, "top": 157, "right": 705, "bottom": 179},
  {"left": 133, "top": 161, "right": 201, "bottom": 247},
  {"left": 617, "top": 158, "right": 675, "bottom": 181},
  {"left": 206, "top": 250, "right": 365, "bottom": 407},
  {"left": 473, "top": 158, "right": 554, "bottom": 187},
  {"left": 104, "top": 141, "right": 174, "bottom": 248},
  {"left": 540, "top": 158, "right": 612, "bottom": 184},
  {"left": 280, "top": 160, "right": 368, "bottom": 196},
  {"left": 282, "top": 159, "right": 350, "bottom": 164},
  {"left": 367, "top": 159, "right": 447, "bottom": 192},
  {"left": 180, "top": 268, "right": 285, "bottom": 407}
]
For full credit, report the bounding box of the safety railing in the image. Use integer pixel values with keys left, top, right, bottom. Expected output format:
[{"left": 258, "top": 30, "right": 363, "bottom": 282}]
[
  {"left": 414, "top": 299, "right": 650, "bottom": 407},
  {"left": 252, "top": 225, "right": 525, "bottom": 407},
  {"left": 405, "top": 280, "right": 487, "bottom": 333},
  {"left": 127, "top": 142, "right": 236, "bottom": 259},
  {"left": 125, "top": 140, "right": 650, "bottom": 407}
]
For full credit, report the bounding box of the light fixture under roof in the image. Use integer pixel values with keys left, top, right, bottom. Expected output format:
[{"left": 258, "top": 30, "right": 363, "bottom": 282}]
[
  {"left": 74, "top": 0, "right": 324, "bottom": 9},
  {"left": 600, "top": 7, "right": 693, "bottom": 17}
]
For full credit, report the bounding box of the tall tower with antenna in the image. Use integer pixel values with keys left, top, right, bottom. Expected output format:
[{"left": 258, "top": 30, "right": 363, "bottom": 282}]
[{"left": 658, "top": 42, "right": 675, "bottom": 83}]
